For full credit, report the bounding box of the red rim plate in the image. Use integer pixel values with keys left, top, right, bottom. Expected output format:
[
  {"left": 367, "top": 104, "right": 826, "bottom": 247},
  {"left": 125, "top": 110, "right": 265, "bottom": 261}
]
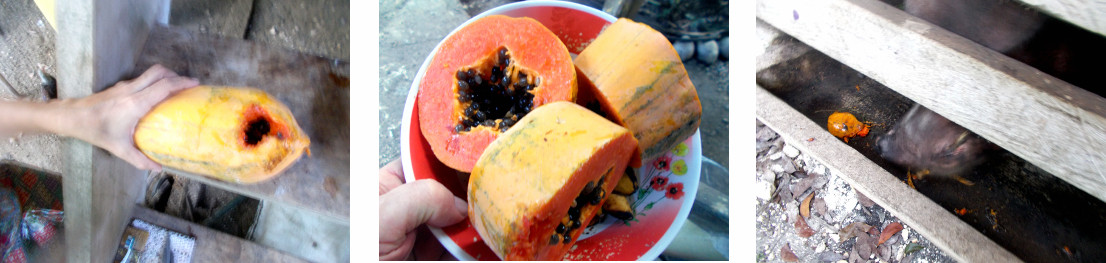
[{"left": 399, "top": 1, "right": 702, "bottom": 260}]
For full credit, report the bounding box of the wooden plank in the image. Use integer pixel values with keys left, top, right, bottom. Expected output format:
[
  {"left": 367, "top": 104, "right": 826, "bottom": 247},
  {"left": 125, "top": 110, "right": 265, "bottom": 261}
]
[
  {"left": 133, "top": 26, "right": 351, "bottom": 221},
  {"left": 757, "top": 0, "right": 1106, "bottom": 203},
  {"left": 56, "top": 0, "right": 170, "bottom": 261},
  {"left": 1017, "top": 0, "right": 1106, "bottom": 37},
  {"left": 131, "top": 205, "right": 308, "bottom": 262},
  {"left": 756, "top": 86, "right": 1021, "bottom": 262}
]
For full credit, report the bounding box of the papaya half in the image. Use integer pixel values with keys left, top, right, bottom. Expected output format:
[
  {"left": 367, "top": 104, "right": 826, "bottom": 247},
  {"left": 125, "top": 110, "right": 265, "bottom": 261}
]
[
  {"left": 418, "top": 15, "right": 577, "bottom": 173},
  {"left": 134, "top": 86, "right": 310, "bottom": 183},
  {"left": 574, "top": 18, "right": 702, "bottom": 162},
  {"left": 469, "top": 102, "right": 638, "bottom": 260}
]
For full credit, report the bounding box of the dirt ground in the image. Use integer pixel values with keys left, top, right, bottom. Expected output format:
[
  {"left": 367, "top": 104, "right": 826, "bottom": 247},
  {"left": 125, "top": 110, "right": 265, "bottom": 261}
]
[{"left": 756, "top": 120, "right": 954, "bottom": 263}]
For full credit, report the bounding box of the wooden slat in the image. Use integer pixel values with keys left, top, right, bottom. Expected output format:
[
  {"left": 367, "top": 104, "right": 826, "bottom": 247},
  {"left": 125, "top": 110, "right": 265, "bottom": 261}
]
[
  {"left": 134, "top": 26, "right": 351, "bottom": 221},
  {"left": 131, "top": 205, "right": 308, "bottom": 262},
  {"left": 56, "top": 0, "right": 170, "bottom": 261},
  {"left": 757, "top": 0, "right": 1106, "bottom": 203},
  {"left": 1017, "top": 0, "right": 1106, "bottom": 37},
  {"left": 756, "top": 86, "right": 1021, "bottom": 263}
]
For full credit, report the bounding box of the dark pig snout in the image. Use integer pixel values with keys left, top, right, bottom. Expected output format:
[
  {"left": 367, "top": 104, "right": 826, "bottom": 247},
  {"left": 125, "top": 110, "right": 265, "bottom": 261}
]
[{"left": 878, "top": 104, "right": 987, "bottom": 177}]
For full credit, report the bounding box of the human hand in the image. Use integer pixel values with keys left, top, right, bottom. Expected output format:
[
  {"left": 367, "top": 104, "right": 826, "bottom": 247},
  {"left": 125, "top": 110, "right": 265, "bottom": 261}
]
[
  {"left": 52, "top": 64, "right": 198, "bottom": 171},
  {"left": 379, "top": 159, "right": 468, "bottom": 260}
]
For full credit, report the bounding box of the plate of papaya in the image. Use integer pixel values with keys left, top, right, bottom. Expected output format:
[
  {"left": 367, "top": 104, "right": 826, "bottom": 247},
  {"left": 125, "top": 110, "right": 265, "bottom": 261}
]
[{"left": 400, "top": 1, "right": 703, "bottom": 260}]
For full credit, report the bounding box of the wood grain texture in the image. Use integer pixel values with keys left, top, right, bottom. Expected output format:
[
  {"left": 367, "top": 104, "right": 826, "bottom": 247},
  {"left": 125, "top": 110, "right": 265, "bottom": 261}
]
[
  {"left": 131, "top": 205, "right": 308, "bottom": 262},
  {"left": 134, "top": 26, "right": 350, "bottom": 220},
  {"left": 757, "top": 86, "right": 1021, "bottom": 263},
  {"left": 57, "top": 0, "right": 170, "bottom": 261},
  {"left": 1017, "top": 0, "right": 1106, "bottom": 37},
  {"left": 757, "top": 0, "right": 1106, "bottom": 203}
]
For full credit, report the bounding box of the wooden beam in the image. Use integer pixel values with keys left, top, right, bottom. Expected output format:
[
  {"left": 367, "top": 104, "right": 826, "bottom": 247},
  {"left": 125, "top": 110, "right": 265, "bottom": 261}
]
[
  {"left": 757, "top": 0, "right": 1106, "bottom": 203},
  {"left": 56, "top": 0, "right": 169, "bottom": 261},
  {"left": 756, "top": 86, "right": 1021, "bottom": 262}
]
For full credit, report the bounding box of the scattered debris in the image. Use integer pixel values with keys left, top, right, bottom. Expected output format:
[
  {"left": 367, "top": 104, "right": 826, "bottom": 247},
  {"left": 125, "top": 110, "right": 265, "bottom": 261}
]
[{"left": 756, "top": 120, "right": 954, "bottom": 262}]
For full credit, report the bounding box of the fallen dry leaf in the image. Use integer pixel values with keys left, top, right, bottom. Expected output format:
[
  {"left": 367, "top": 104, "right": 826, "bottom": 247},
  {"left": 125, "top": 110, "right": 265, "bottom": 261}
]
[
  {"left": 856, "top": 234, "right": 875, "bottom": 259},
  {"left": 838, "top": 222, "right": 873, "bottom": 242},
  {"left": 856, "top": 190, "right": 874, "bottom": 207},
  {"left": 878, "top": 243, "right": 893, "bottom": 262},
  {"left": 781, "top": 243, "right": 800, "bottom": 262},
  {"left": 813, "top": 197, "right": 828, "bottom": 217},
  {"left": 878, "top": 222, "right": 903, "bottom": 246},
  {"left": 794, "top": 177, "right": 815, "bottom": 200},
  {"left": 795, "top": 217, "right": 815, "bottom": 238},
  {"left": 801, "top": 191, "right": 814, "bottom": 218}
]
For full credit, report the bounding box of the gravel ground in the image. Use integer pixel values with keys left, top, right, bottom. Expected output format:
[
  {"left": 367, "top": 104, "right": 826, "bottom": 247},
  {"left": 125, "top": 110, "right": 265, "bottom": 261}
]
[{"left": 756, "top": 120, "right": 953, "bottom": 263}]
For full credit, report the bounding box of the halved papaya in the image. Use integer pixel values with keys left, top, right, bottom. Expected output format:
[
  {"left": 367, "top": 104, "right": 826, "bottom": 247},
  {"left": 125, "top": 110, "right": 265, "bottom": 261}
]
[
  {"left": 134, "top": 86, "right": 310, "bottom": 183},
  {"left": 574, "top": 18, "right": 702, "bottom": 161},
  {"left": 418, "top": 15, "right": 577, "bottom": 172},
  {"left": 469, "top": 102, "right": 638, "bottom": 260}
]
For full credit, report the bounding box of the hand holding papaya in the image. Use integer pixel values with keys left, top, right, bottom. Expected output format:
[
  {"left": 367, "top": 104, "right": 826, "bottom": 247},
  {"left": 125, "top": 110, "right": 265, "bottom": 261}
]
[
  {"left": 52, "top": 64, "right": 198, "bottom": 171},
  {"left": 379, "top": 159, "right": 468, "bottom": 260}
]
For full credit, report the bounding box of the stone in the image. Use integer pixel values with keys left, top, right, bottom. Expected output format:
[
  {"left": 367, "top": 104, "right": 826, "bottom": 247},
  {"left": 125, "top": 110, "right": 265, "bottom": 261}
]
[
  {"left": 674, "top": 40, "right": 695, "bottom": 61},
  {"left": 783, "top": 144, "right": 800, "bottom": 158},
  {"left": 696, "top": 40, "right": 719, "bottom": 63}
]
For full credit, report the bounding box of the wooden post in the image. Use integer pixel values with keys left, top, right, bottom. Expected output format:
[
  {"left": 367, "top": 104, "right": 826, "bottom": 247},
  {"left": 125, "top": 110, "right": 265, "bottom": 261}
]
[{"left": 56, "top": 0, "right": 169, "bottom": 261}]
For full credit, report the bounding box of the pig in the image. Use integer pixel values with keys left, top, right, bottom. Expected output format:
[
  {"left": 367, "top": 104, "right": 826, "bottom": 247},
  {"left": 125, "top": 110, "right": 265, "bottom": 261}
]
[
  {"left": 876, "top": 104, "right": 989, "bottom": 177},
  {"left": 904, "top": 0, "right": 1045, "bottom": 54},
  {"left": 904, "top": 0, "right": 1106, "bottom": 90}
]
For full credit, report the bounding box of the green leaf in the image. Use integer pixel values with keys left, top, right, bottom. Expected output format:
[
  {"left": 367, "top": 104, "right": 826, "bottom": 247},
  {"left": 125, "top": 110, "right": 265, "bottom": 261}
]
[
  {"left": 904, "top": 243, "right": 924, "bottom": 255},
  {"left": 637, "top": 188, "right": 648, "bottom": 199},
  {"left": 645, "top": 202, "right": 655, "bottom": 211}
]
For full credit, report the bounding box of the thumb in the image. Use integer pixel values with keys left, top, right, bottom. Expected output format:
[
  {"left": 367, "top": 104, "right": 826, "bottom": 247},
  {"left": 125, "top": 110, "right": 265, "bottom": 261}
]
[{"left": 381, "top": 179, "right": 468, "bottom": 232}]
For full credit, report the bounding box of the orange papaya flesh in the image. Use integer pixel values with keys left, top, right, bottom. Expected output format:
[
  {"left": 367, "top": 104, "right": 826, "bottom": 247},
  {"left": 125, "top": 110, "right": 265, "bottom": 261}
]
[
  {"left": 827, "top": 112, "right": 869, "bottom": 142},
  {"left": 575, "top": 65, "right": 642, "bottom": 167},
  {"left": 134, "top": 86, "right": 310, "bottom": 183},
  {"left": 469, "top": 102, "right": 638, "bottom": 260},
  {"left": 419, "top": 15, "right": 577, "bottom": 173},
  {"left": 574, "top": 18, "right": 702, "bottom": 161}
]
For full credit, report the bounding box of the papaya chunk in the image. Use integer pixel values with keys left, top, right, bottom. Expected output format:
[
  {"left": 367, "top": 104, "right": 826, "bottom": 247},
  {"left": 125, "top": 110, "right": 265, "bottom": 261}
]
[
  {"left": 469, "top": 102, "right": 638, "bottom": 260},
  {"left": 574, "top": 18, "right": 702, "bottom": 162},
  {"left": 134, "top": 86, "right": 310, "bottom": 183},
  {"left": 419, "top": 15, "right": 577, "bottom": 173}
]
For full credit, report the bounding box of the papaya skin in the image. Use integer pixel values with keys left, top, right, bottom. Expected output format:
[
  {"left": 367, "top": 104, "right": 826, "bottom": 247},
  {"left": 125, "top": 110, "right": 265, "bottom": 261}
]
[
  {"left": 419, "top": 15, "right": 577, "bottom": 173},
  {"left": 133, "top": 86, "right": 310, "bottom": 183},
  {"left": 469, "top": 102, "right": 638, "bottom": 260}
]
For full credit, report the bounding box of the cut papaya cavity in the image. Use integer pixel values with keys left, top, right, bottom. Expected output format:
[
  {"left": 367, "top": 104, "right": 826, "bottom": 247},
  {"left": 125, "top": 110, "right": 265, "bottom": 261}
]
[
  {"left": 419, "top": 15, "right": 577, "bottom": 172},
  {"left": 134, "top": 86, "right": 310, "bottom": 184},
  {"left": 453, "top": 47, "right": 540, "bottom": 133}
]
